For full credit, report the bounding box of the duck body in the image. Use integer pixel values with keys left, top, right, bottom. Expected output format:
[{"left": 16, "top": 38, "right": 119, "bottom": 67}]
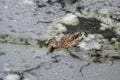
[{"left": 46, "top": 32, "right": 85, "bottom": 49}]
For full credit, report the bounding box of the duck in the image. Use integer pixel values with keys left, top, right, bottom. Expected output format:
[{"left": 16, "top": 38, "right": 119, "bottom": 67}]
[{"left": 45, "top": 32, "right": 85, "bottom": 49}]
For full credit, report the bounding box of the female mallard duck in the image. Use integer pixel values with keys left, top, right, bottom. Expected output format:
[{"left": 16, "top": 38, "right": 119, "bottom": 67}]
[{"left": 45, "top": 32, "right": 85, "bottom": 50}]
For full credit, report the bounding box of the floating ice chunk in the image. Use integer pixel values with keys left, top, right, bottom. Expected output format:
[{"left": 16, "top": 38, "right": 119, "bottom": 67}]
[
  {"left": 52, "top": 23, "right": 67, "bottom": 33},
  {"left": 88, "top": 34, "right": 95, "bottom": 39},
  {"left": 22, "top": 0, "right": 34, "bottom": 5},
  {"left": 79, "top": 41, "right": 102, "bottom": 50},
  {"left": 60, "top": 13, "right": 79, "bottom": 26},
  {"left": 79, "top": 41, "right": 90, "bottom": 50},
  {"left": 3, "top": 73, "right": 20, "bottom": 80}
]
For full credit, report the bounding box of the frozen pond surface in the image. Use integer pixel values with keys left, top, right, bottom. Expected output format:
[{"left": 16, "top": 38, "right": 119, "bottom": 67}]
[
  {"left": 0, "top": 0, "right": 120, "bottom": 80},
  {"left": 0, "top": 43, "right": 120, "bottom": 80}
]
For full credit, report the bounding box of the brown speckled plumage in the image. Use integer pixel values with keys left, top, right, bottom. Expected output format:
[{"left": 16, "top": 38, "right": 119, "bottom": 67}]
[{"left": 46, "top": 32, "right": 85, "bottom": 49}]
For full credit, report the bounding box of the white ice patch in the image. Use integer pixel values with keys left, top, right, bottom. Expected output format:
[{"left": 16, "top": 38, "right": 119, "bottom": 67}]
[
  {"left": 3, "top": 74, "right": 20, "bottom": 80},
  {"left": 22, "top": 0, "right": 34, "bottom": 5},
  {"left": 79, "top": 41, "right": 101, "bottom": 50},
  {"left": 60, "top": 13, "right": 79, "bottom": 26},
  {"left": 52, "top": 23, "right": 67, "bottom": 33},
  {"left": 79, "top": 34, "right": 102, "bottom": 50}
]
